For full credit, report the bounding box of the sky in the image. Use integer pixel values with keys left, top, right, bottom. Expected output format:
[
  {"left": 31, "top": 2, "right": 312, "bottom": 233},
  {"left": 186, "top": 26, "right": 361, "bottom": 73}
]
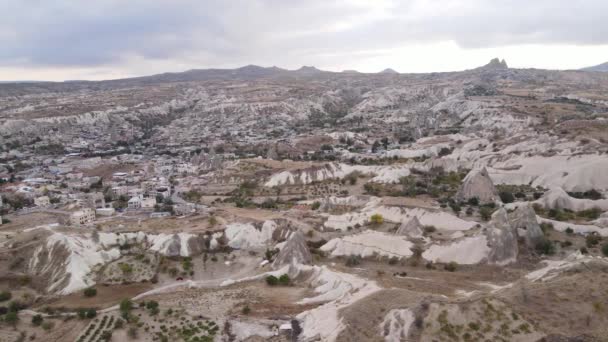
[{"left": 1, "top": 0, "right": 608, "bottom": 81}]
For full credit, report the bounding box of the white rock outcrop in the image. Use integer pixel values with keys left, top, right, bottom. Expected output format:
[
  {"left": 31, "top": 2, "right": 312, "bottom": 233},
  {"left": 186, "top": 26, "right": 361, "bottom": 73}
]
[{"left": 456, "top": 167, "right": 498, "bottom": 204}]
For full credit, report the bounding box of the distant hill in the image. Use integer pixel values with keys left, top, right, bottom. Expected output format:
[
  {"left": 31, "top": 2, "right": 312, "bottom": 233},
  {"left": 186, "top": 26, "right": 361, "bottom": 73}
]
[
  {"left": 379, "top": 68, "right": 398, "bottom": 74},
  {"left": 580, "top": 62, "right": 608, "bottom": 72}
]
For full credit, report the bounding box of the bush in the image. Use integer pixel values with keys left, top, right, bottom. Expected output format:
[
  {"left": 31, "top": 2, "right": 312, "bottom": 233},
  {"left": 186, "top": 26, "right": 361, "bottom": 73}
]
[
  {"left": 580, "top": 247, "right": 588, "bottom": 254},
  {"left": 278, "top": 274, "right": 290, "bottom": 286},
  {"left": 444, "top": 262, "right": 458, "bottom": 272},
  {"left": 467, "top": 197, "right": 479, "bottom": 206},
  {"left": 370, "top": 213, "right": 384, "bottom": 225},
  {"left": 85, "top": 308, "right": 97, "bottom": 319},
  {"left": 242, "top": 305, "right": 251, "bottom": 315},
  {"left": 311, "top": 202, "right": 321, "bottom": 210},
  {"left": 0, "top": 291, "right": 11, "bottom": 302},
  {"left": 565, "top": 227, "right": 574, "bottom": 234},
  {"left": 41, "top": 321, "right": 54, "bottom": 331},
  {"left": 586, "top": 233, "right": 602, "bottom": 248},
  {"left": 479, "top": 207, "right": 493, "bottom": 221},
  {"left": 449, "top": 202, "right": 461, "bottom": 214},
  {"left": 127, "top": 327, "right": 138, "bottom": 339},
  {"left": 499, "top": 191, "right": 515, "bottom": 203},
  {"left": 602, "top": 243, "right": 608, "bottom": 257},
  {"left": 265, "top": 275, "right": 279, "bottom": 286},
  {"left": 31, "top": 314, "right": 43, "bottom": 326},
  {"left": 5, "top": 311, "right": 18, "bottom": 326},
  {"left": 83, "top": 288, "right": 97, "bottom": 297},
  {"left": 535, "top": 239, "right": 555, "bottom": 255},
  {"left": 345, "top": 255, "right": 362, "bottom": 267}
]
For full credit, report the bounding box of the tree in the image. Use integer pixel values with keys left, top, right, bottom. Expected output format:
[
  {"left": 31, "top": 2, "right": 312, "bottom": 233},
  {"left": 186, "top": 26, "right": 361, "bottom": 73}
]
[
  {"left": 85, "top": 308, "right": 97, "bottom": 319},
  {"left": 120, "top": 299, "right": 133, "bottom": 314},
  {"left": 83, "top": 288, "right": 97, "bottom": 297},
  {"left": 370, "top": 213, "right": 384, "bottom": 225},
  {"left": 31, "top": 314, "right": 43, "bottom": 326}
]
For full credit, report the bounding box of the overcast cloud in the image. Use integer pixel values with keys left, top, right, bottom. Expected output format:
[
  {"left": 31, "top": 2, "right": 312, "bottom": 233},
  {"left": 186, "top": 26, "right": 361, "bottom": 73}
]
[{"left": 1, "top": 0, "right": 608, "bottom": 80}]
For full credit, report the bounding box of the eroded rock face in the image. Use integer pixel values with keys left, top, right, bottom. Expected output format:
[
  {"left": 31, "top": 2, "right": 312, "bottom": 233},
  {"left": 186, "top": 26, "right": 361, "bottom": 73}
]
[
  {"left": 485, "top": 208, "right": 518, "bottom": 265},
  {"left": 272, "top": 231, "right": 312, "bottom": 269},
  {"left": 456, "top": 167, "right": 498, "bottom": 204},
  {"left": 509, "top": 204, "right": 545, "bottom": 248},
  {"left": 396, "top": 217, "right": 423, "bottom": 238}
]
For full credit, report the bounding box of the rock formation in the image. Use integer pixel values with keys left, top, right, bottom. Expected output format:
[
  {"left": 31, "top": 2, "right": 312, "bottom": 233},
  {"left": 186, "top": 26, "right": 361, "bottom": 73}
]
[
  {"left": 508, "top": 204, "right": 545, "bottom": 248},
  {"left": 485, "top": 208, "right": 518, "bottom": 265},
  {"left": 480, "top": 58, "right": 508, "bottom": 70},
  {"left": 455, "top": 167, "right": 498, "bottom": 204},
  {"left": 396, "top": 217, "right": 423, "bottom": 238},
  {"left": 272, "top": 231, "right": 312, "bottom": 269}
]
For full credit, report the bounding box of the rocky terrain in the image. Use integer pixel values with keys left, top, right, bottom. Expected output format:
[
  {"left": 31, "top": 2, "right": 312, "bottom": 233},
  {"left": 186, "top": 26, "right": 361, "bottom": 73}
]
[{"left": 0, "top": 59, "right": 608, "bottom": 341}]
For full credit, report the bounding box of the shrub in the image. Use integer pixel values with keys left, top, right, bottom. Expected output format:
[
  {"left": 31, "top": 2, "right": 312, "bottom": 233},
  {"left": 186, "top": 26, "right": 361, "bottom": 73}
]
[
  {"left": 85, "top": 308, "right": 97, "bottom": 319},
  {"left": 586, "top": 233, "right": 602, "bottom": 248},
  {"left": 499, "top": 191, "right": 515, "bottom": 203},
  {"left": 114, "top": 318, "right": 125, "bottom": 329},
  {"left": 345, "top": 255, "right": 362, "bottom": 267},
  {"left": 41, "top": 321, "right": 54, "bottom": 331},
  {"left": 31, "top": 314, "right": 43, "bottom": 326},
  {"left": 311, "top": 201, "right": 321, "bottom": 210},
  {"left": 467, "top": 197, "right": 479, "bottom": 206},
  {"left": 580, "top": 247, "right": 588, "bottom": 254},
  {"left": 119, "top": 263, "right": 133, "bottom": 274},
  {"left": 83, "top": 288, "right": 97, "bottom": 298},
  {"left": 5, "top": 311, "right": 18, "bottom": 326},
  {"left": 602, "top": 243, "right": 608, "bottom": 257},
  {"left": 265, "top": 275, "right": 279, "bottom": 286},
  {"left": 535, "top": 239, "right": 555, "bottom": 255},
  {"left": 444, "top": 262, "right": 458, "bottom": 272},
  {"left": 0, "top": 291, "right": 11, "bottom": 302},
  {"left": 565, "top": 227, "right": 574, "bottom": 234},
  {"left": 479, "top": 207, "right": 493, "bottom": 221},
  {"left": 370, "top": 213, "right": 384, "bottom": 225},
  {"left": 242, "top": 305, "right": 251, "bottom": 315},
  {"left": 449, "top": 202, "right": 461, "bottom": 214},
  {"left": 388, "top": 256, "right": 399, "bottom": 265},
  {"left": 127, "top": 327, "right": 138, "bottom": 339},
  {"left": 278, "top": 274, "right": 290, "bottom": 286}
]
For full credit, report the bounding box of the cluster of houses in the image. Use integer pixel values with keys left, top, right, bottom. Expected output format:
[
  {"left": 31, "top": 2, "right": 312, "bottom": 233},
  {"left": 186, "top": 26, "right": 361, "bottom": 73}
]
[{"left": 0, "top": 152, "right": 214, "bottom": 227}]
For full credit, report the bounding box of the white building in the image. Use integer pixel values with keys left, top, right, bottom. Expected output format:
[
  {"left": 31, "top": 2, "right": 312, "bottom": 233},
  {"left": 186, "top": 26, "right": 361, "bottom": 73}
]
[
  {"left": 34, "top": 196, "right": 50, "bottom": 207},
  {"left": 96, "top": 207, "right": 115, "bottom": 216},
  {"left": 128, "top": 195, "right": 156, "bottom": 210},
  {"left": 70, "top": 208, "right": 96, "bottom": 226}
]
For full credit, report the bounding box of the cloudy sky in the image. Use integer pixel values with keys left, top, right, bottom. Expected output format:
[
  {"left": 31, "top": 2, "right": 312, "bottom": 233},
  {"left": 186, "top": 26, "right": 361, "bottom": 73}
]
[{"left": 1, "top": 0, "right": 608, "bottom": 81}]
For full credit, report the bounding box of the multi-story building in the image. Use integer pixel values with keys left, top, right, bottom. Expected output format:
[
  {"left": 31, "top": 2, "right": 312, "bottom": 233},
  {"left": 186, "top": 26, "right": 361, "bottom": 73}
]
[{"left": 70, "top": 208, "right": 96, "bottom": 226}]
